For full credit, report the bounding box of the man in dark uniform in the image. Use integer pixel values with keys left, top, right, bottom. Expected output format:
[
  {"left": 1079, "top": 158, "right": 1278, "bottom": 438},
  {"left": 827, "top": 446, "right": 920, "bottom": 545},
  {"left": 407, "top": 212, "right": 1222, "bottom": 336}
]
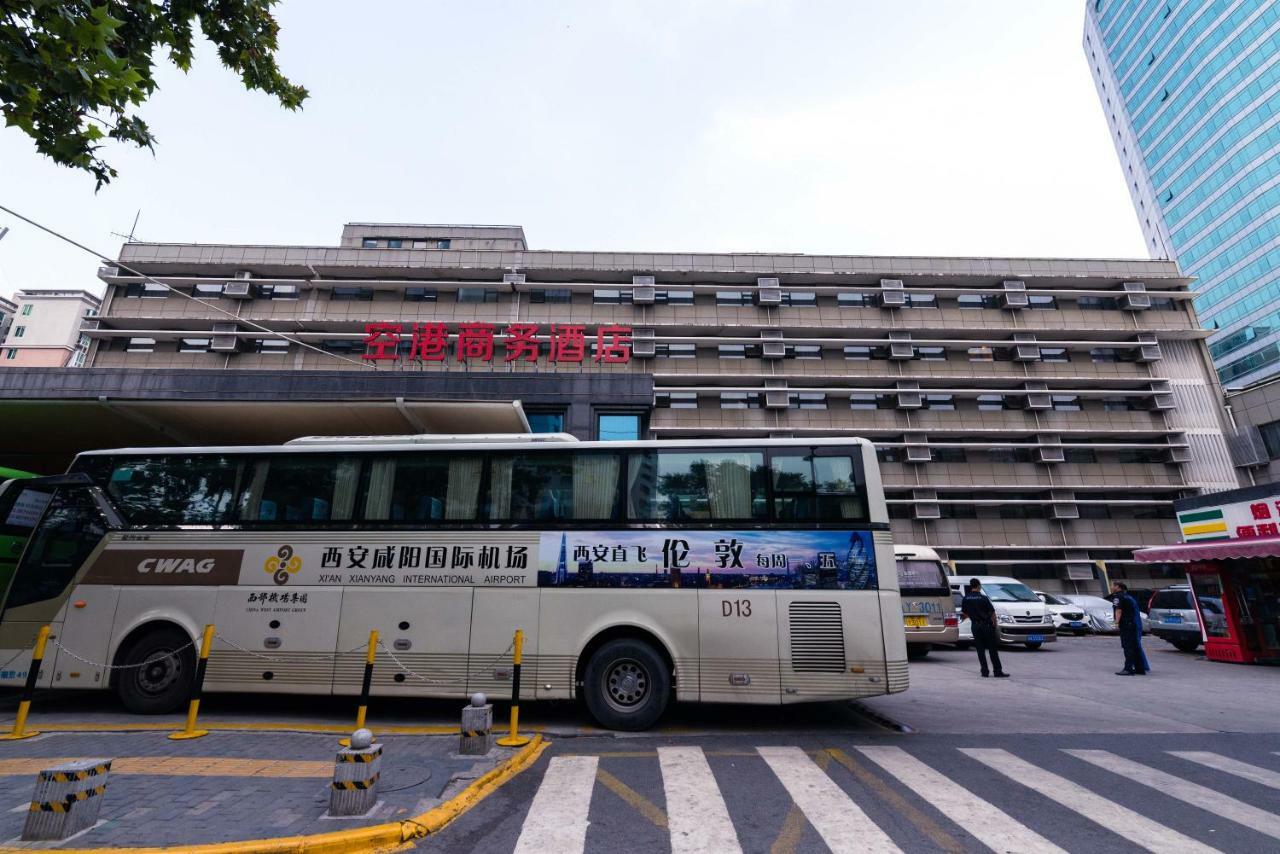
[
  {"left": 1111, "top": 581, "right": 1147, "bottom": 675},
  {"left": 960, "top": 578, "right": 1008, "bottom": 678}
]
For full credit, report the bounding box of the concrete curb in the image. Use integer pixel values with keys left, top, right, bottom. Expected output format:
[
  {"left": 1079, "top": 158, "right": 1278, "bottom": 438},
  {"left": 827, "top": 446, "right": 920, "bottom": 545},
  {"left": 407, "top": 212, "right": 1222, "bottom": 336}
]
[
  {"left": 849, "top": 701, "right": 914, "bottom": 734},
  {"left": 1, "top": 735, "right": 550, "bottom": 854}
]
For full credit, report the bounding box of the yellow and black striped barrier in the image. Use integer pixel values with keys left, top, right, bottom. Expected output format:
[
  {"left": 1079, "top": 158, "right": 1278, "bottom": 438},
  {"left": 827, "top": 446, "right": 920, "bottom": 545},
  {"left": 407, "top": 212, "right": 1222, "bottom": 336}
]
[
  {"left": 329, "top": 741, "right": 381, "bottom": 816},
  {"left": 340, "top": 629, "right": 379, "bottom": 747},
  {"left": 496, "top": 629, "right": 530, "bottom": 747},
  {"left": 21, "top": 758, "right": 113, "bottom": 842},
  {"left": 1, "top": 624, "right": 51, "bottom": 742},
  {"left": 170, "top": 624, "right": 215, "bottom": 741},
  {"left": 39, "top": 762, "right": 110, "bottom": 784},
  {"left": 331, "top": 774, "right": 380, "bottom": 791},
  {"left": 30, "top": 784, "right": 107, "bottom": 812}
]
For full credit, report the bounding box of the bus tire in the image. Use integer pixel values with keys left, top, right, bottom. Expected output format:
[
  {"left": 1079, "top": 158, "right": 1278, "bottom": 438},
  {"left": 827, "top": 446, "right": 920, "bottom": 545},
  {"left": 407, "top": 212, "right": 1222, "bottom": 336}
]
[
  {"left": 115, "top": 626, "right": 196, "bottom": 715},
  {"left": 906, "top": 644, "right": 931, "bottom": 660},
  {"left": 1023, "top": 641, "right": 1043, "bottom": 651},
  {"left": 582, "top": 638, "right": 670, "bottom": 731}
]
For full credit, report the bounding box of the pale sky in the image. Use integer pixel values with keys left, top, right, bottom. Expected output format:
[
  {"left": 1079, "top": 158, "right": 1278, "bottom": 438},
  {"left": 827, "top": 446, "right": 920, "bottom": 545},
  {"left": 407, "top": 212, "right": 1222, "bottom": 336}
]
[{"left": 0, "top": 0, "right": 1146, "bottom": 300}]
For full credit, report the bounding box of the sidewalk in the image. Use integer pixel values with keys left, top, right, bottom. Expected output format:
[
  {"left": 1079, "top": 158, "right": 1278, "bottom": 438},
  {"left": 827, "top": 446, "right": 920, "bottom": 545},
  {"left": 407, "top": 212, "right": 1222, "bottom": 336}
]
[{"left": 0, "top": 727, "right": 529, "bottom": 850}]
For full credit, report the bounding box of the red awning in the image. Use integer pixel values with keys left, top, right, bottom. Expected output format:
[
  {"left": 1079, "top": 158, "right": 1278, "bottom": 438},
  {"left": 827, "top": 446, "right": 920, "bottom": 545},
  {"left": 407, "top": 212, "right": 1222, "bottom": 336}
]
[{"left": 1134, "top": 535, "right": 1280, "bottom": 563}]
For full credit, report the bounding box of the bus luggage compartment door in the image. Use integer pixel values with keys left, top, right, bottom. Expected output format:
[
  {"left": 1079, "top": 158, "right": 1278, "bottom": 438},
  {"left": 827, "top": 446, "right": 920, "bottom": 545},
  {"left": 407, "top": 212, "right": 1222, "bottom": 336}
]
[
  {"left": 337, "top": 587, "right": 473, "bottom": 697},
  {"left": 777, "top": 591, "right": 874, "bottom": 702},
  {"left": 208, "top": 585, "right": 343, "bottom": 693},
  {"left": 699, "top": 590, "right": 780, "bottom": 704}
]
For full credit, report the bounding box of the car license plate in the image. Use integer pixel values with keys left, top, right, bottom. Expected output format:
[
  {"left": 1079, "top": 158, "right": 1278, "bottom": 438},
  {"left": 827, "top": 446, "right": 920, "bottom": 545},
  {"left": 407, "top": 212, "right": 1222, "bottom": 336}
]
[
  {"left": 904, "top": 616, "right": 928, "bottom": 627},
  {"left": 1027, "top": 634, "right": 1045, "bottom": 642},
  {"left": 1069, "top": 621, "right": 1084, "bottom": 628},
  {"left": 1165, "top": 615, "right": 1183, "bottom": 623}
]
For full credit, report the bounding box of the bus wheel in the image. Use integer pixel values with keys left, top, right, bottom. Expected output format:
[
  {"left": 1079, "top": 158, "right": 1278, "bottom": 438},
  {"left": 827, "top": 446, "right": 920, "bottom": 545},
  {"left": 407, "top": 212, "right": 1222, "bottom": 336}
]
[
  {"left": 906, "top": 644, "right": 931, "bottom": 660},
  {"left": 583, "top": 639, "right": 670, "bottom": 731},
  {"left": 115, "top": 627, "right": 196, "bottom": 714}
]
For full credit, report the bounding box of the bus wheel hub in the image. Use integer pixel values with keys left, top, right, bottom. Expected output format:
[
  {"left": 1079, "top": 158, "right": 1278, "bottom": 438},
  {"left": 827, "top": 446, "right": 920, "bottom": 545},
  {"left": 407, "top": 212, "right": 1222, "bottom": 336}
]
[{"left": 607, "top": 661, "right": 647, "bottom": 706}]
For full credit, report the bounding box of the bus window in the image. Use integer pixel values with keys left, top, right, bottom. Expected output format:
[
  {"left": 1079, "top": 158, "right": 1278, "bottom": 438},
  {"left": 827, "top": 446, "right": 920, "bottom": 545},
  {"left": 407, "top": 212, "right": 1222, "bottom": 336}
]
[
  {"left": 238, "top": 455, "right": 360, "bottom": 523},
  {"left": 2, "top": 489, "right": 108, "bottom": 615},
  {"left": 628, "top": 449, "right": 766, "bottom": 521},
  {"left": 897, "top": 559, "right": 950, "bottom": 597},
  {"left": 363, "top": 455, "right": 483, "bottom": 521},
  {"left": 0, "top": 481, "right": 51, "bottom": 597},
  {"left": 489, "top": 452, "right": 621, "bottom": 521},
  {"left": 105, "top": 456, "right": 243, "bottom": 525},
  {"left": 814, "top": 454, "right": 866, "bottom": 521},
  {"left": 771, "top": 453, "right": 815, "bottom": 520},
  {"left": 770, "top": 450, "right": 867, "bottom": 522}
]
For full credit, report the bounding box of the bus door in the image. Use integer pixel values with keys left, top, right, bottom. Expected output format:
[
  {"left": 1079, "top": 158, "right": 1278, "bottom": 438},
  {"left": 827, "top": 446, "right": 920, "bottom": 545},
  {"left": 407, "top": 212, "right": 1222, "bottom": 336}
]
[
  {"left": 0, "top": 477, "right": 46, "bottom": 606},
  {"left": 0, "top": 477, "right": 117, "bottom": 689}
]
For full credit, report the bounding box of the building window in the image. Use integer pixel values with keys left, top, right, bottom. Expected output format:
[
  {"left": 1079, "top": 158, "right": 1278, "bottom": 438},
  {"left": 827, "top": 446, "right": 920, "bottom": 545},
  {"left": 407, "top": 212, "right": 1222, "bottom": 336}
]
[
  {"left": 923, "top": 394, "right": 955, "bottom": 410},
  {"left": 529, "top": 289, "right": 572, "bottom": 304},
  {"left": 655, "top": 290, "right": 694, "bottom": 305},
  {"left": 720, "top": 392, "right": 763, "bottom": 409},
  {"left": 125, "top": 337, "right": 156, "bottom": 353},
  {"left": 655, "top": 343, "right": 696, "bottom": 358},
  {"left": 932, "top": 446, "right": 967, "bottom": 463},
  {"left": 21, "top": 304, "right": 32, "bottom": 316},
  {"left": 844, "top": 346, "right": 872, "bottom": 360},
  {"left": 780, "top": 292, "right": 817, "bottom": 307},
  {"left": 967, "top": 346, "right": 994, "bottom": 361},
  {"left": 124, "top": 283, "right": 168, "bottom": 298},
  {"left": 362, "top": 238, "right": 378, "bottom": 248},
  {"left": 837, "top": 293, "right": 868, "bottom": 307},
  {"left": 1258, "top": 420, "right": 1280, "bottom": 459},
  {"left": 331, "top": 287, "right": 374, "bottom": 301},
  {"left": 791, "top": 393, "right": 827, "bottom": 410},
  {"left": 905, "top": 293, "right": 937, "bottom": 308},
  {"left": 1028, "top": 295, "right": 1057, "bottom": 309},
  {"left": 718, "top": 344, "right": 747, "bottom": 359},
  {"left": 1077, "top": 296, "right": 1118, "bottom": 310},
  {"left": 256, "top": 339, "right": 289, "bottom": 354},
  {"left": 598, "top": 413, "right": 642, "bottom": 441},
  {"left": 1102, "top": 396, "right": 1134, "bottom": 411},
  {"left": 716, "top": 291, "right": 752, "bottom": 306},
  {"left": 849, "top": 394, "right": 879, "bottom": 410},
  {"left": 193, "top": 283, "right": 223, "bottom": 298},
  {"left": 958, "top": 294, "right": 994, "bottom": 309},
  {"left": 788, "top": 345, "right": 822, "bottom": 359},
  {"left": 4, "top": 349, "right": 15, "bottom": 360},
  {"left": 918, "top": 346, "right": 946, "bottom": 361},
  {"left": 527, "top": 412, "right": 565, "bottom": 434},
  {"left": 387, "top": 239, "right": 403, "bottom": 249},
  {"left": 1064, "top": 447, "right": 1097, "bottom": 463},
  {"left": 322, "top": 340, "right": 362, "bottom": 354},
  {"left": 458, "top": 288, "right": 499, "bottom": 303},
  {"left": 655, "top": 392, "right": 698, "bottom": 409},
  {"left": 411, "top": 240, "right": 428, "bottom": 250},
  {"left": 13, "top": 326, "right": 24, "bottom": 338},
  {"left": 405, "top": 287, "right": 438, "bottom": 302},
  {"left": 1051, "top": 395, "right": 1081, "bottom": 411},
  {"left": 256, "top": 284, "right": 299, "bottom": 300},
  {"left": 977, "top": 394, "right": 1007, "bottom": 411},
  {"left": 1040, "top": 348, "right": 1070, "bottom": 362},
  {"left": 593, "top": 289, "right": 633, "bottom": 304},
  {"left": 438, "top": 239, "right": 451, "bottom": 249},
  {"left": 85, "top": 307, "right": 97, "bottom": 317},
  {"left": 179, "top": 338, "right": 211, "bottom": 353}
]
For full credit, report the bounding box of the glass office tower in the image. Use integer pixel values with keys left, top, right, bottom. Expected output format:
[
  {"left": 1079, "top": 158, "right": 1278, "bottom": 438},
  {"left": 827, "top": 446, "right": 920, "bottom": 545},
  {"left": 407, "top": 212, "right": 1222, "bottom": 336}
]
[{"left": 1084, "top": 1, "right": 1280, "bottom": 387}]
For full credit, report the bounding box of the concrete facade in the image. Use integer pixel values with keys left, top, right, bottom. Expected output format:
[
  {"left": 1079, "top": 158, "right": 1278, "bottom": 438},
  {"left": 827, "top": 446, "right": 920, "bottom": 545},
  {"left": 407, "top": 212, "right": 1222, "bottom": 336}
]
[
  {"left": 38, "top": 222, "right": 1241, "bottom": 590},
  {"left": 0, "top": 289, "right": 100, "bottom": 368},
  {"left": 1225, "top": 376, "right": 1280, "bottom": 485},
  {"left": 1084, "top": 1, "right": 1280, "bottom": 387},
  {"left": 0, "top": 294, "right": 15, "bottom": 345}
]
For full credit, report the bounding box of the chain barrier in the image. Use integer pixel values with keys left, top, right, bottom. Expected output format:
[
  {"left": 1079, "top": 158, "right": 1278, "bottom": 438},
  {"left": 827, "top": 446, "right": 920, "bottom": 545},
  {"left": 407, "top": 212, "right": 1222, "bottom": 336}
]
[
  {"left": 375, "top": 636, "right": 515, "bottom": 687},
  {"left": 48, "top": 638, "right": 197, "bottom": 672},
  {"left": 212, "top": 633, "right": 366, "bottom": 663}
]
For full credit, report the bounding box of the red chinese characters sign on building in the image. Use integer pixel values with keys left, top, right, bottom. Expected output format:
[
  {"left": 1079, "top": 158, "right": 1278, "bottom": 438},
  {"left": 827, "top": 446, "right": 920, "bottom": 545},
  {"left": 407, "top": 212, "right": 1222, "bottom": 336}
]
[{"left": 361, "top": 322, "right": 632, "bottom": 364}]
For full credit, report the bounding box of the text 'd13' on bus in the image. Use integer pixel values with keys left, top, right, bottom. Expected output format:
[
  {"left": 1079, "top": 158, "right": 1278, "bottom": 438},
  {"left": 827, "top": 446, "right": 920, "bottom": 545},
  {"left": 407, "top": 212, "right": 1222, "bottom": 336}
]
[{"left": 0, "top": 434, "right": 907, "bottom": 730}]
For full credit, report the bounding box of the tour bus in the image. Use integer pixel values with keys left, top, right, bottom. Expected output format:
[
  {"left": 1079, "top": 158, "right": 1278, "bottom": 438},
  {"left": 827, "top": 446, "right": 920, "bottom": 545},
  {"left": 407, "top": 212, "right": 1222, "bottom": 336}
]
[
  {"left": 894, "top": 545, "right": 958, "bottom": 659},
  {"left": 0, "top": 435, "right": 906, "bottom": 730}
]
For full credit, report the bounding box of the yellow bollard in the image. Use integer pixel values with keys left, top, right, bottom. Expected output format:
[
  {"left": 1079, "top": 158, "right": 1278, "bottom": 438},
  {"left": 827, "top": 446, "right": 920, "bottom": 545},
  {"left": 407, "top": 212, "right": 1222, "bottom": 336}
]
[
  {"left": 496, "top": 629, "right": 530, "bottom": 747},
  {"left": 340, "top": 630, "right": 379, "bottom": 747},
  {"left": 1, "top": 625, "right": 50, "bottom": 741},
  {"left": 169, "top": 624, "right": 215, "bottom": 740}
]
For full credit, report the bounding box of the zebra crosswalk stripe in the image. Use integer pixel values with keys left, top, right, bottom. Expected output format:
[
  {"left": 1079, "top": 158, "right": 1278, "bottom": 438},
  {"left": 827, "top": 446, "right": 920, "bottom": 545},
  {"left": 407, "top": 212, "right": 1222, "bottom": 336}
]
[
  {"left": 960, "top": 748, "right": 1219, "bottom": 854},
  {"left": 857, "top": 746, "right": 1067, "bottom": 854},
  {"left": 512, "top": 755, "right": 598, "bottom": 854},
  {"left": 1169, "top": 751, "right": 1280, "bottom": 790},
  {"left": 758, "top": 746, "right": 902, "bottom": 854},
  {"left": 658, "top": 746, "right": 742, "bottom": 854},
  {"left": 1065, "top": 749, "right": 1280, "bottom": 841}
]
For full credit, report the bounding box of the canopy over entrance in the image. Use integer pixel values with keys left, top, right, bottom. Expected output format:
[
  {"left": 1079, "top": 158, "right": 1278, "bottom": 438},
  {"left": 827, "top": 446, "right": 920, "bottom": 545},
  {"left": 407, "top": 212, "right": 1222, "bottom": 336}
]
[{"left": 1134, "top": 535, "right": 1280, "bottom": 563}]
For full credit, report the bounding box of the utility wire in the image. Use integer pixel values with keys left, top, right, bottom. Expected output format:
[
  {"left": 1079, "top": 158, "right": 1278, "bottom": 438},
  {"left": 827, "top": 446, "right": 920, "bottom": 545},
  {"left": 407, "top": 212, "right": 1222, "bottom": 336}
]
[{"left": 0, "top": 203, "right": 377, "bottom": 370}]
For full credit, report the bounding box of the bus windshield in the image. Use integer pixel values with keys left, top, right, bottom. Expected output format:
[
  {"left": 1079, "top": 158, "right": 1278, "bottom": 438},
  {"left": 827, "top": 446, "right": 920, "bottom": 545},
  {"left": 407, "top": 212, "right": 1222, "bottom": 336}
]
[{"left": 896, "top": 559, "right": 949, "bottom": 596}]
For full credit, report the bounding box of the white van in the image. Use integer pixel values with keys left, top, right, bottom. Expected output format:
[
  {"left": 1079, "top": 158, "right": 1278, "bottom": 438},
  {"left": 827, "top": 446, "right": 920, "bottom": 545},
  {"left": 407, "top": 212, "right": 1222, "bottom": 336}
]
[{"left": 948, "top": 575, "right": 1057, "bottom": 650}]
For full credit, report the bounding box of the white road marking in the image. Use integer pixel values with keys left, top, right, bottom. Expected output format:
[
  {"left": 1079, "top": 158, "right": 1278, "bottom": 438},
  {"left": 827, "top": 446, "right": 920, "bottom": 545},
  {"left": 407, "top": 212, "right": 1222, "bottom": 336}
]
[
  {"left": 658, "top": 746, "right": 741, "bottom": 854},
  {"left": 758, "top": 745, "right": 902, "bottom": 854},
  {"left": 512, "top": 755, "right": 598, "bottom": 854},
  {"left": 1066, "top": 749, "right": 1280, "bottom": 841},
  {"left": 961, "top": 748, "right": 1219, "bottom": 854},
  {"left": 857, "top": 746, "right": 1066, "bottom": 854},
  {"left": 1170, "top": 751, "right": 1280, "bottom": 790}
]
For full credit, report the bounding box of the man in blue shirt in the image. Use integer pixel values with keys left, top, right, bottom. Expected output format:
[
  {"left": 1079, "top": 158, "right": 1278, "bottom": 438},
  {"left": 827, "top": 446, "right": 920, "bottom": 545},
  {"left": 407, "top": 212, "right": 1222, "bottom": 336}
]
[
  {"left": 960, "top": 578, "right": 1008, "bottom": 678},
  {"left": 1111, "top": 581, "right": 1147, "bottom": 676}
]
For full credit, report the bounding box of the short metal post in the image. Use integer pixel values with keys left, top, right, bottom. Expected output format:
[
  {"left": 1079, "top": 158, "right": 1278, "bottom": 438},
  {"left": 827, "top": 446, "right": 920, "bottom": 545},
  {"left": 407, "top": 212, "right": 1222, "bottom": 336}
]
[
  {"left": 340, "top": 630, "right": 378, "bottom": 747},
  {"left": 169, "top": 624, "right": 215, "bottom": 741},
  {"left": 496, "top": 629, "right": 530, "bottom": 747},
  {"left": 1, "top": 625, "right": 50, "bottom": 741},
  {"left": 21, "top": 758, "right": 112, "bottom": 841}
]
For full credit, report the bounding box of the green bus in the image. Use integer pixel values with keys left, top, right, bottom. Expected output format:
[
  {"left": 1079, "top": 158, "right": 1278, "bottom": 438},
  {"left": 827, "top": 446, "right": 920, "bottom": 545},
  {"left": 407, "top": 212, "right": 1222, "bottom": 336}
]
[{"left": 0, "top": 468, "right": 41, "bottom": 598}]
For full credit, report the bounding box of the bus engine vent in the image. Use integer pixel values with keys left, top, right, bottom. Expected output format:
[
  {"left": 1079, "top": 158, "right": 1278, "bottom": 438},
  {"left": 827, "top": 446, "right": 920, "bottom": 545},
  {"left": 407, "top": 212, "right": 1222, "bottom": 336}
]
[{"left": 788, "top": 601, "right": 846, "bottom": 673}]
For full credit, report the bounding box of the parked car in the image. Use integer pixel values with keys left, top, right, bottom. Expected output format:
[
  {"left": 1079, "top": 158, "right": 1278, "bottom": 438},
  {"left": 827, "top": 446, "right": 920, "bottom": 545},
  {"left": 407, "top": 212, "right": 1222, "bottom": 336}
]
[
  {"left": 1064, "top": 594, "right": 1150, "bottom": 635},
  {"left": 1035, "top": 590, "right": 1089, "bottom": 636},
  {"left": 948, "top": 575, "right": 1056, "bottom": 649},
  {"left": 950, "top": 591, "right": 973, "bottom": 650},
  {"left": 1147, "top": 585, "right": 1226, "bottom": 653}
]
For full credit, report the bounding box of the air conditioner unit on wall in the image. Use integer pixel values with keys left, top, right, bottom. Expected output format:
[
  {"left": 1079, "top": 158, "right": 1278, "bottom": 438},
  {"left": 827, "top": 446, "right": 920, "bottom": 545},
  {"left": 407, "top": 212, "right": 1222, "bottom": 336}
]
[
  {"left": 1025, "top": 381, "right": 1051, "bottom": 409},
  {"left": 878, "top": 279, "right": 905, "bottom": 308},
  {"left": 765, "top": 390, "right": 791, "bottom": 409},
  {"left": 913, "top": 489, "right": 940, "bottom": 519},
  {"left": 889, "top": 332, "right": 915, "bottom": 359},
  {"left": 223, "top": 281, "right": 252, "bottom": 299},
  {"left": 1121, "top": 281, "right": 1151, "bottom": 310},
  {"left": 897, "top": 382, "right": 923, "bottom": 409},
  {"left": 631, "top": 328, "right": 656, "bottom": 359},
  {"left": 1000, "top": 280, "right": 1028, "bottom": 309},
  {"left": 756, "top": 287, "right": 782, "bottom": 305},
  {"left": 632, "top": 286, "right": 656, "bottom": 305},
  {"left": 1136, "top": 333, "right": 1162, "bottom": 362},
  {"left": 503, "top": 272, "right": 526, "bottom": 285},
  {"left": 210, "top": 322, "right": 242, "bottom": 353},
  {"left": 1013, "top": 334, "right": 1040, "bottom": 362},
  {"left": 906, "top": 445, "right": 932, "bottom": 463}
]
